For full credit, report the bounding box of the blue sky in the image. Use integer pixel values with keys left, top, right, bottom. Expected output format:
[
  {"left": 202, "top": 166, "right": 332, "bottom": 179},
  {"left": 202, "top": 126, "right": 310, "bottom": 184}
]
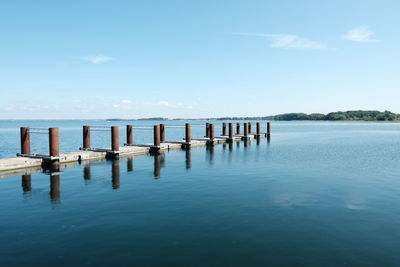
[{"left": 1, "top": 0, "right": 399, "bottom": 119}]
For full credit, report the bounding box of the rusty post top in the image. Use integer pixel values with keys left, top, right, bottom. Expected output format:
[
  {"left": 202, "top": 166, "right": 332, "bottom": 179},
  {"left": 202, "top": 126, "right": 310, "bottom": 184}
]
[
  {"left": 153, "top": 125, "right": 160, "bottom": 146},
  {"left": 111, "top": 126, "right": 119, "bottom": 151},
  {"left": 209, "top": 124, "right": 215, "bottom": 140},
  {"left": 160, "top": 124, "right": 165, "bottom": 143},
  {"left": 126, "top": 125, "right": 133, "bottom": 145},
  {"left": 49, "top": 127, "right": 60, "bottom": 157},
  {"left": 20, "top": 127, "right": 30, "bottom": 155},
  {"left": 83, "top": 125, "right": 90, "bottom": 149},
  {"left": 185, "top": 123, "right": 191, "bottom": 143}
]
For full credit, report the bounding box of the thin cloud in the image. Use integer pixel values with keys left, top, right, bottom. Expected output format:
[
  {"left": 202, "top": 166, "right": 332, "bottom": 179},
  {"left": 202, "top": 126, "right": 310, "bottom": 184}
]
[
  {"left": 121, "top": 99, "right": 135, "bottom": 104},
  {"left": 343, "top": 27, "right": 379, "bottom": 42},
  {"left": 81, "top": 55, "right": 114, "bottom": 64},
  {"left": 232, "top": 32, "right": 326, "bottom": 49}
]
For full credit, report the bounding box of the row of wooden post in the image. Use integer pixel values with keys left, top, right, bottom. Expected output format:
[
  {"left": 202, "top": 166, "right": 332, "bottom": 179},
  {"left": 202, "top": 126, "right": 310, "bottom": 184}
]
[{"left": 20, "top": 122, "right": 270, "bottom": 156}]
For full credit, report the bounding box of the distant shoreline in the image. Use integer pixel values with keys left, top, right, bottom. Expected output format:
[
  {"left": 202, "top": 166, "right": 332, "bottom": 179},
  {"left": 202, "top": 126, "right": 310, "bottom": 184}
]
[{"left": 107, "top": 110, "right": 400, "bottom": 122}]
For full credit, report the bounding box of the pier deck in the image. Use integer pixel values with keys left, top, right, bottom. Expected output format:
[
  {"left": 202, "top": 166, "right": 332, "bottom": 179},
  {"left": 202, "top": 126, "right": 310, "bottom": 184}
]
[{"left": 0, "top": 135, "right": 260, "bottom": 174}]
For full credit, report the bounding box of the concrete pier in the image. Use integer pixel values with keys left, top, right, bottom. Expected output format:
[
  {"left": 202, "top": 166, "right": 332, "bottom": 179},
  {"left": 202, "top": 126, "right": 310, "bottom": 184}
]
[{"left": 0, "top": 122, "right": 271, "bottom": 174}]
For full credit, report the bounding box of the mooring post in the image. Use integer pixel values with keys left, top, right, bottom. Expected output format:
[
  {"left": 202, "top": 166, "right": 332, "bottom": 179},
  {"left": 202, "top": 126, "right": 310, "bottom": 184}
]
[
  {"left": 209, "top": 124, "right": 215, "bottom": 140},
  {"left": 185, "top": 123, "right": 191, "bottom": 144},
  {"left": 248, "top": 122, "right": 252, "bottom": 134},
  {"left": 222, "top": 123, "right": 226, "bottom": 136},
  {"left": 228, "top": 123, "right": 233, "bottom": 139},
  {"left": 236, "top": 123, "right": 240, "bottom": 135},
  {"left": 267, "top": 122, "right": 271, "bottom": 136},
  {"left": 49, "top": 128, "right": 60, "bottom": 158},
  {"left": 154, "top": 125, "right": 160, "bottom": 147},
  {"left": 160, "top": 124, "right": 165, "bottom": 143},
  {"left": 111, "top": 126, "right": 119, "bottom": 151},
  {"left": 83, "top": 125, "right": 90, "bottom": 149},
  {"left": 256, "top": 122, "right": 260, "bottom": 136},
  {"left": 20, "top": 127, "right": 30, "bottom": 155},
  {"left": 205, "top": 123, "right": 209, "bottom": 137},
  {"left": 126, "top": 125, "right": 133, "bottom": 145},
  {"left": 244, "top": 123, "right": 248, "bottom": 137}
]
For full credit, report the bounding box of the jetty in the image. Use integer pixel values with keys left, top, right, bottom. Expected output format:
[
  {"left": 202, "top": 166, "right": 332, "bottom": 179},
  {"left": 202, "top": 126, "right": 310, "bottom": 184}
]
[{"left": 0, "top": 122, "right": 271, "bottom": 176}]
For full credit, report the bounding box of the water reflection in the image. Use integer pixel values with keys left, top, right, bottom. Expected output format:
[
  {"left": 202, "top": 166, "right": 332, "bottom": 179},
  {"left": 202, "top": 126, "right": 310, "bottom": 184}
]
[
  {"left": 153, "top": 154, "right": 165, "bottom": 178},
  {"left": 111, "top": 160, "right": 120, "bottom": 189},
  {"left": 185, "top": 149, "right": 191, "bottom": 170},
  {"left": 127, "top": 157, "right": 134, "bottom": 172},
  {"left": 21, "top": 174, "right": 31, "bottom": 193},
  {"left": 50, "top": 173, "right": 60, "bottom": 204},
  {"left": 84, "top": 164, "right": 91, "bottom": 180},
  {"left": 206, "top": 144, "right": 214, "bottom": 165}
]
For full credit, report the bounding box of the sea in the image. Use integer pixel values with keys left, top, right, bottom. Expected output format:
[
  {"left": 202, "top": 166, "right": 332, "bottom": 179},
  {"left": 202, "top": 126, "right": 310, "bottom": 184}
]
[{"left": 0, "top": 120, "right": 400, "bottom": 266}]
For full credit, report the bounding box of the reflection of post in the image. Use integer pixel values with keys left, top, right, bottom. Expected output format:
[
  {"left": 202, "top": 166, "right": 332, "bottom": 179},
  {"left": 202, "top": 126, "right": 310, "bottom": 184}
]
[
  {"left": 228, "top": 142, "right": 233, "bottom": 152},
  {"left": 127, "top": 157, "right": 134, "bottom": 172},
  {"left": 256, "top": 136, "right": 260, "bottom": 145},
  {"left": 22, "top": 174, "right": 32, "bottom": 193},
  {"left": 50, "top": 174, "right": 60, "bottom": 203},
  {"left": 154, "top": 155, "right": 161, "bottom": 178},
  {"left": 84, "top": 164, "right": 91, "bottom": 180},
  {"left": 185, "top": 149, "right": 191, "bottom": 169},
  {"left": 267, "top": 135, "right": 271, "bottom": 143},
  {"left": 207, "top": 144, "right": 214, "bottom": 164},
  {"left": 244, "top": 139, "right": 248, "bottom": 148},
  {"left": 112, "top": 160, "right": 120, "bottom": 189}
]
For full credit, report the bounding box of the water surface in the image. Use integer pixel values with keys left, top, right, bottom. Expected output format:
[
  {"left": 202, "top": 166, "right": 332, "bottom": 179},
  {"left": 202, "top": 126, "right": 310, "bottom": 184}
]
[{"left": 0, "top": 121, "right": 400, "bottom": 266}]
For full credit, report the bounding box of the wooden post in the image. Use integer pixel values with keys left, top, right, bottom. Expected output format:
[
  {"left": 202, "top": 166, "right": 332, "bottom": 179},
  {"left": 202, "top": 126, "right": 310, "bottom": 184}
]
[
  {"left": 229, "top": 123, "right": 233, "bottom": 138},
  {"left": 154, "top": 125, "right": 160, "bottom": 146},
  {"left": 248, "top": 122, "right": 252, "bottom": 134},
  {"left": 243, "top": 123, "right": 248, "bottom": 137},
  {"left": 20, "top": 127, "right": 30, "bottom": 155},
  {"left": 267, "top": 122, "right": 271, "bottom": 136},
  {"left": 209, "top": 124, "right": 215, "bottom": 140},
  {"left": 126, "top": 125, "right": 133, "bottom": 145},
  {"left": 256, "top": 122, "right": 260, "bottom": 135},
  {"left": 160, "top": 124, "right": 165, "bottom": 143},
  {"left": 111, "top": 126, "right": 119, "bottom": 151},
  {"left": 185, "top": 123, "right": 191, "bottom": 143},
  {"left": 236, "top": 123, "right": 240, "bottom": 134},
  {"left": 49, "top": 128, "right": 59, "bottom": 157},
  {"left": 222, "top": 123, "right": 226, "bottom": 136},
  {"left": 83, "top": 125, "right": 90, "bottom": 149}
]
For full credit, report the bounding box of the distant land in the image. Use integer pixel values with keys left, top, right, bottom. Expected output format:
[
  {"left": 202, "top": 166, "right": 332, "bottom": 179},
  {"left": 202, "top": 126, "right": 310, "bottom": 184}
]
[{"left": 107, "top": 110, "right": 400, "bottom": 122}]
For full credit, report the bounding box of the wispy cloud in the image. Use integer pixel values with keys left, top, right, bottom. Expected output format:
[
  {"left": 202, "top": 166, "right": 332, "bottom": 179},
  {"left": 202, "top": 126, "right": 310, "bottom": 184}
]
[
  {"left": 343, "top": 27, "right": 379, "bottom": 42},
  {"left": 81, "top": 55, "right": 114, "bottom": 64},
  {"left": 232, "top": 32, "right": 326, "bottom": 49},
  {"left": 121, "top": 99, "right": 135, "bottom": 104},
  {"left": 156, "top": 100, "right": 193, "bottom": 109}
]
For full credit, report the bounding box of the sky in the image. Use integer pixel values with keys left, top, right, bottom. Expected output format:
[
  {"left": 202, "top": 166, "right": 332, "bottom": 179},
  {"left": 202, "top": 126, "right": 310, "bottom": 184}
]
[{"left": 0, "top": 0, "right": 399, "bottom": 119}]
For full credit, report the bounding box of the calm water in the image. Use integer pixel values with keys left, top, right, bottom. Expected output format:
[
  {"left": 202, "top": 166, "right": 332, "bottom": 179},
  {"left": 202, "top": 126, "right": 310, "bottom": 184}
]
[{"left": 1, "top": 121, "right": 400, "bottom": 266}]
